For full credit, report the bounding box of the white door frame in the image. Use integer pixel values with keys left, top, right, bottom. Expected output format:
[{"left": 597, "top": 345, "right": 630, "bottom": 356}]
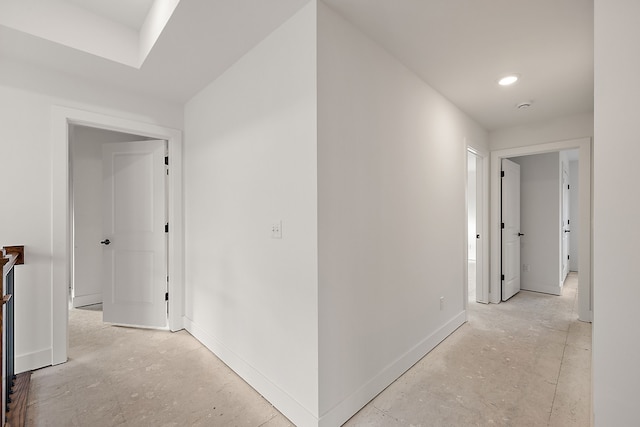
[
  {"left": 490, "top": 137, "right": 592, "bottom": 322},
  {"left": 51, "top": 106, "right": 184, "bottom": 365},
  {"left": 466, "top": 142, "right": 490, "bottom": 306}
]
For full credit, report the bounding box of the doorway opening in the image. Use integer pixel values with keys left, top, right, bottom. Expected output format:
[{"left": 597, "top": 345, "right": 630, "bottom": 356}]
[
  {"left": 490, "top": 138, "right": 591, "bottom": 322},
  {"left": 51, "top": 106, "right": 184, "bottom": 366},
  {"left": 69, "top": 126, "right": 170, "bottom": 328},
  {"left": 70, "top": 125, "right": 153, "bottom": 309},
  {"left": 500, "top": 150, "right": 579, "bottom": 301},
  {"left": 466, "top": 145, "right": 489, "bottom": 306}
]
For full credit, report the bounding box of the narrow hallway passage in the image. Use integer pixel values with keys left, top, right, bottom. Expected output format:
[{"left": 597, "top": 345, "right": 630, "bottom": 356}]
[{"left": 345, "top": 272, "right": 590, "bottom": 426}]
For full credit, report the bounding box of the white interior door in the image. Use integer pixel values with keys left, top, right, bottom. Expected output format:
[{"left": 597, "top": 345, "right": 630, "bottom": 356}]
[
  {"left": 475, "top": 154, "right": 484, "bottom": 302},
  {"left": 468, "top": 151, "right": 484, "bottom": 303},
  {"left": 561, "top": 164, "right": 570, "bottom": 281},
  {"left": 102, "top": 140, "right": 167, "bottom": 328},
  {"left": 501, "top": 158, "right": 521, "bottom": 301}
]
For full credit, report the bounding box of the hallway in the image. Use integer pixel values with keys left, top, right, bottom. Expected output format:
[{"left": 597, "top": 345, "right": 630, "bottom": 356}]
[{"left": 26, "top": 273, "right": 589, "bottom": 426}]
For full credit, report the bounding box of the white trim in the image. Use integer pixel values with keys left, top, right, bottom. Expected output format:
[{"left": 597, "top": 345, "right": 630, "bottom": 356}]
[
  {"left": 490, "top": 137, "right": 592, "bottom": 321},
  {"left": 186, "top": 309, "right": 465, "bottom": 427},
  {"left": 71, "top": 294, "right": 102, "bottom": 308},
  {"left": 16, "top": 348, "right": 51, "bottom": 374},
  {"left": 183, "top": 316, "right": 318, "bottom": 427},
  {"left": 51, "top": 106, "right": 184, "bottom": 366},
  {"left": 319, "top": 311, "right": 466, "bottom": 427},
  {"left": 521, "top": 284, "right": 562, "bottom": 296}
]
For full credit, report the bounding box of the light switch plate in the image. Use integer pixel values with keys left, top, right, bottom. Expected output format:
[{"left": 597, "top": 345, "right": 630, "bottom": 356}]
[{"left": 271, "top": 221, "right": 282, "bottom": 239}]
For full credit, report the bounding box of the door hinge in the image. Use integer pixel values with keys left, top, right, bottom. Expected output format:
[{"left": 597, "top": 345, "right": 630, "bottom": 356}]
[
  {"left": 568, "top": 219, "right": 570, "bottom": 225},
  {"left": 501, "top": 222, "right": 505, "bottom": 229},
  {"left": 165, "top": 292, "right": 169, "bottom": 301},
  {"left": 501, "top": 171, "right": 505, "bottom": 178},
  {"left": 165, "top": 223, "right": 169, "bottom": 233},
  {"left": 568, "top": 255, "right": 570, "bottom": 260},
  {"left": 567, "top": 184, "right": 570, "bottom": 190},
  {"left": 501, "top": 274, "right": 505, "bottom": 281},
  {"left": 164, "top": 156, "right": 169, "bottom": 166}
]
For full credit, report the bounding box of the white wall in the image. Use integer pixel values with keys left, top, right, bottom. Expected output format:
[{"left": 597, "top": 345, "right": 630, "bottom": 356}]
[
  {"left": 0, "top": 60, "right": 182, "bottom": 373},
  {"left": 317, "top": 3, "right": 488, "bottom": 425},
  {"left": 510, "top": 153, "right": 561, "bottom": 295},
  {"left": 569, "top": 160, "right": 579, "bottom": 271},
  {"left": 593, "top": 1, "right": 640, "bottom": 424},
  {"left": 70, "top": 125, "right": 151, "bottom": 308},
  {"left": 183, "top": 3, "right": 319, "bottom": 425},
  {"left": 490, "top": 112, "right": 593, "bottom": 151}
]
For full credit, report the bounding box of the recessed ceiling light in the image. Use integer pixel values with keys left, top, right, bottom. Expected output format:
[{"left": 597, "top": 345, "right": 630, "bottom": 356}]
[{"left": 498, "top": 75, "right": 519, "bottom": 86}]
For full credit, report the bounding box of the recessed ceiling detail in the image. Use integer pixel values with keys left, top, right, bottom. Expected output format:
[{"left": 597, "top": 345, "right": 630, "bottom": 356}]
[
  {"left": 64, "top": 0, "right": 155, "bottom": 31},
  {"left": 0, "top": 0, "right": 180, "bottom": 68}
]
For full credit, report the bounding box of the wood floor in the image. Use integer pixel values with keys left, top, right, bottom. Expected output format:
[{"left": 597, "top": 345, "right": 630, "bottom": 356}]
[{"left": 6, "top": 371, "right": 31, "bottom": 427}]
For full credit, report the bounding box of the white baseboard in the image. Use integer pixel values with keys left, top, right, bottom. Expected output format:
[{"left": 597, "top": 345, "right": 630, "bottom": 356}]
[
  {"left": 318, "top": 311, "right": 467, "bottom": 427},
  {"left": 183, "top": 316, "right": 319, "bottom": 427},
  {"left": 72, "top": 293, "right": 102, "bottom": 308},
  {"left": 16, "top": 348, "right": 51, "bottom": 373},
  {"left": 183, "top": 312, "right": 465, "bottom": 427},
  {"left": 522, "top": 283, "right": 562, "bottom": 295}
]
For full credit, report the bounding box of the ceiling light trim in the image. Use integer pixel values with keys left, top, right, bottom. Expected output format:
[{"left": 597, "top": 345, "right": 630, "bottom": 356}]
[{"left": 498, "top": 74, "right": 519, "bottom": 86}]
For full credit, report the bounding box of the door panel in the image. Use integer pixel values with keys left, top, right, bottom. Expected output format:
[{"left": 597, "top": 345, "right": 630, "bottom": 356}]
[
  {"left": 102, "top": 140, "right": 167, "bottom": 328},
  {"left": 562, "top": 164, "right": 570, "bottom": 281},
  {"left": 475, "top": 154, "right": 484, "bottom": 302},
  {"left": 502, "top": 159, "right": 521, "bottom": 301},
  {"left": 468, "top": 151, "right": 484, "bottom": 303}
]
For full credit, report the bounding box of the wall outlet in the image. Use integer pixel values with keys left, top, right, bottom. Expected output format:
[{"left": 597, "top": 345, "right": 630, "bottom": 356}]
[
  {"left": 440, "top": 297, "right": 445, "bottom": 311},
  {"left": 271, "top": 221, "right": 282, "bottom": 239},
  {"left": 523, "top": 264, "right": 530, "bottom": 273}
]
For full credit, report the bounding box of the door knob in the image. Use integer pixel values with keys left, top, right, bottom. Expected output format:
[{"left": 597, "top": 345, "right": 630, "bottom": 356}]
[
  {"left": 517, "top": 233, "right": 525, "bottom": 236},
  {"left": 476, "top": 234, "right": 480, "bottom": 239},
  {"left": 564, "top": 230, "right": 571, "bottom": 233},
  {"left": 100, "top": 239, "right": 111, "bottom": 245}
]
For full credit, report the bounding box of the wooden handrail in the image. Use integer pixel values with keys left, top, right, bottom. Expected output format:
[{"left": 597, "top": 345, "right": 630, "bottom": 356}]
[
  {"left": 1, "top": 246, "right": 24, "bottom": 277},
  {"left": 1, "top": 247, "right": 23, "bottom": 281}
]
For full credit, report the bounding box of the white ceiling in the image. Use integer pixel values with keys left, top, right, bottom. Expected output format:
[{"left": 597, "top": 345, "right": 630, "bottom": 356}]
[
  {"left": 323, "top": 0, "right": 594, "bottom": 130},
  {"left": 0, "top": 0, "right": 310, "bottom": 101},
  {"left": 0, "top": 0, "right": 594, "bottom": 131}
]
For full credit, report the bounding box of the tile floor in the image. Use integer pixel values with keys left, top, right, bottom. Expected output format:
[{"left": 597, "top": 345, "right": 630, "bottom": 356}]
[{"left": 26, "top": 273, "right": 590, "bottom": 426}]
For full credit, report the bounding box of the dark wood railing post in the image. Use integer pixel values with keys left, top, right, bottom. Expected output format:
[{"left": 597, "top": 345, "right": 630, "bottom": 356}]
[{"left": 1, "top": 245, "right": 24, "bottom": 427}]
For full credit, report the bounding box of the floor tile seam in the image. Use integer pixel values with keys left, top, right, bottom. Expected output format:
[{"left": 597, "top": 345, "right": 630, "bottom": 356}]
[
  {"left": 547, "top": 315, "right": 572, "bottom": 425},
  {"left": 255, "top": 413, "right": 281, "bottom": 427},
  {"left": 109, "top": 379, "right": 129, "bottom": 426},
  {"left": 541, "top": 325, "right": 571, "bottom": 334},
  {"left": 562, "top": 341, "right": 592, "bottom": 352},
  {"left": 371, "top": 403, "right": 402, "bottom": 423}
]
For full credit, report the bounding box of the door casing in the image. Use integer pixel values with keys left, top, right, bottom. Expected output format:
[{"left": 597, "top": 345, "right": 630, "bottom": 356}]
[
  {"left": 52, "top": 106, "right": 184, "bottom": 366},
  {"left": 490, "top": 137, "right": 592, "bottom": 322}
]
